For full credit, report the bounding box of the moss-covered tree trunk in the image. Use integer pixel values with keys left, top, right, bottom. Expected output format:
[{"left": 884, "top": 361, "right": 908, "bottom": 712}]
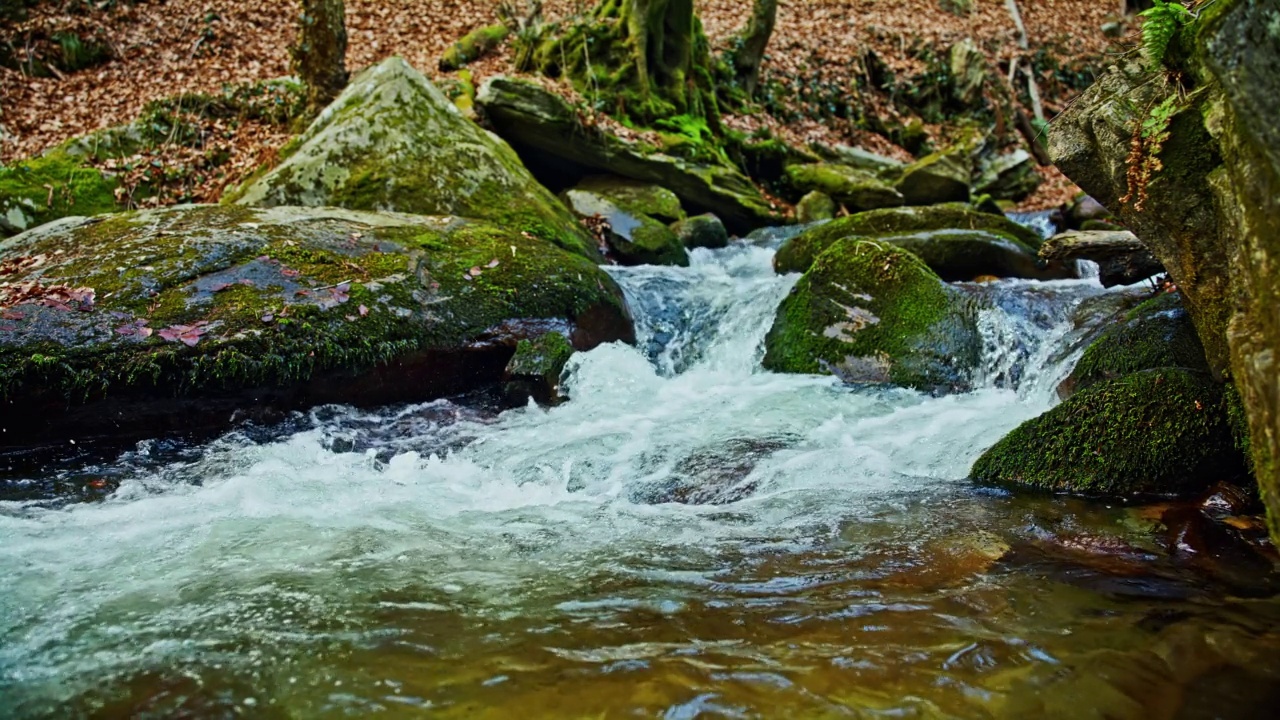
[
  {"left": 294, "top": 0, "right": 349, "bottom": 117},
  {"left": 730, "top": 0, "right": 777, "bottom": 97},
  {"left": 528, "top": 0, "right": 719, "bottom": 129}
]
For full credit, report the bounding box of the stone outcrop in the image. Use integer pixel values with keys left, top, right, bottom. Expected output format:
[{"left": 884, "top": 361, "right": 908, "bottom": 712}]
[
  {"left": 1048, "top": 0, "right": 1280, "bottom": 538},
  {"left": 226, "top": 57, "right": 598, "bottom": 260}
]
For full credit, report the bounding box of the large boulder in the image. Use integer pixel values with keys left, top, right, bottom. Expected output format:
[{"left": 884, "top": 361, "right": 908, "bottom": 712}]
[
  {"left": 476, "top": 76, "right": 781, "bottom": 234},
  {"left": 671, "top": 214, "right": 729, "bottom": 250},
  {"left": 226, "top": 57, "right": 598, "bottom": 260},
  {"left": 784, "top": 163, "right": 905, "bottom": 211},
  {"left": 0, "top": 205, "right": 633, "bottom": 454},
  {"left": 773, "top": 203, "right": 1069, "bottom": 281},
  {"left": 1049, "top": 0, "right": 1280, "bottom": 539},
  {"left": 795, "top": 191, "right": 836, "bottom": 223},
  {"left": 971, "top": 369, "right": 1247, "bottom": 497},
  {"left": 762, "top": 238, "right": 980, "bottom": 393}
]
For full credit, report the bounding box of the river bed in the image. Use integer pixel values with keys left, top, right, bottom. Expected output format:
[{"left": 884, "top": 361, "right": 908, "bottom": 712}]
[{"left": 2, "top": 235, "right": 1278, "bottom": 718}]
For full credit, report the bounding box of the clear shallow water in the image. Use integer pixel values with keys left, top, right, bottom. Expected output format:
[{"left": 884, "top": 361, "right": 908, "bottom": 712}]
[{"left": 2, "top": 240, "right": 1279, "bottom": 719}]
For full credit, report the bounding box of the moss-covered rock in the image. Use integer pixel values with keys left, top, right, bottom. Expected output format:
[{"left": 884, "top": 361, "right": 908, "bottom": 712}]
[
  {"left": 973, "top": 149, "right": 1042, "bottom": 201},
  {"left": 0, "top": 151, "right": 119, "bottom": 237},
  {"left": 762, "top": 237, "right": 980, "bottom": 392},
  {"left": 503, "top": 330, "right": 575, "bottom": 405},
  {"left": 894, "top": 151, "right": 971, "bottom": 205},
  {"left": 0, "top": 205, "right": 633, "bottom": 452},
  {"left": 1049, "top": 0, "right": 1280, "bottom": 539},
  {"left": 773, "top": 203, "right": 1058, "bottom": 280},
  {"left": 795, "top": 190, "right": 835, "bottom": 223},
  {"left": 439, "top": 24, "right": 509, "bottom": 72},
  {"left": 226, "top": 57, "right": 598, "bottom": 261},
  {"left": 476, "top": 76, "right": 781, "bottom": 234},
  {"left": 671, "top": 213, "right": 729, "bottom": 249},
  {"left": 971, "top": 369, "right": 1247, "bottom": 497},
  {"left": 571, "top": 176, "right": 685, "bottom": 223},
  {"left": 1060, "top": 292, "right": 1209, "bottom": 399},
  {"left": 784, "top": 163, "right": 905, "bottom": 211},
  {"left": 561, "top": 184, "right": 688, "bottom": 266}
]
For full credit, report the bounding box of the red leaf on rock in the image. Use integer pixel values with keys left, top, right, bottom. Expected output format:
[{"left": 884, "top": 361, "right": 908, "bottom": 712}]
[
  {"left": 157, "top": 321, "right": 208, "bottom": 347},
  {"left": 358, "top": 304, "right": 369, "bottom": 317},
  {"left": 0, "top": 310, "right": 23, "bottom": 320}
]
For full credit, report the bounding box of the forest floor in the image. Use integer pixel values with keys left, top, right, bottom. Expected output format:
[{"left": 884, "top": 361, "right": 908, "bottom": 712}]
[{"left": 1, "top": 0, "right": 1137, "bottom": 210}]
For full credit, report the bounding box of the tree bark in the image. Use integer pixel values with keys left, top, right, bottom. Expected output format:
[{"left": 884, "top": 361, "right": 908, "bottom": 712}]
[
  {"left": 731, "top": 0, "right": 778, "bottom": 97},
  {"left": 295, "top": 0, "right": 348, "bottom": 116}
]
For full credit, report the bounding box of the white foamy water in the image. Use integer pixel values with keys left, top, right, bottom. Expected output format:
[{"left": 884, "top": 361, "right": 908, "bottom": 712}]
[{"left": 0, "top": 237, "right": 1133, "bottom": 716}]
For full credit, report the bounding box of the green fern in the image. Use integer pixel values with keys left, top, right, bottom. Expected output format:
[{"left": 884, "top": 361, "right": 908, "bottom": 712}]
[{"left": 1140, "top": 0, "right": 1193, "bottom": 71}]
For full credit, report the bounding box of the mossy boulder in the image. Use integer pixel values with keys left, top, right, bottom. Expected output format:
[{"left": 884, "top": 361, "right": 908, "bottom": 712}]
[
  {"left": 561, "top": 185, "right": 688, "bottom": 266},
  {"left": 0, "top": 205, "right": 633, "bottom": 454},
  {"left": 762, "top": 238, "right": 980, "bottom": 392},
  {"left": 795, "top": 191, "right": 835, "bottom": 223},
  {"left": 0, "top": 151, "right": 119, "bottom": 237},
  {"left": 671, "top": 213, "right": 729, "bottom": 250},
  {"left": 226, "top": 57, "right": 598, "bottom": 261},
  {"left": 571, "top": 176, "right": 685, "bottom": 223},
  {"left": 784, "top": 163, "right": 905, "bottom": 212},
  {"left": 476, "top": 76, "right": 781, "bottom": 234},
  {"left": 773, "top": 203, "right": 1064, "bottom": 281},
  {"left": 971, "top": 369, "right": 1247, "bottom": 497},
  {"left": 1059, "top": 292, "right": 1209, "bottom": 399},
  {"left": 894, "top": 151, "right": 972, "bottom": 205}
]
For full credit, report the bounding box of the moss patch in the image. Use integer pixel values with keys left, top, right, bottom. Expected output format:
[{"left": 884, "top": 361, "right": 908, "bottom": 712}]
[
  {"left": 971, "top": 368, "right": 1247, "bottom": 496},
  {"left": 1064, "top": 292, "right": 1208, "bottom": 397},
  {"left": 0, "top": 205, "right": 631, "bottom": 406},
  {"left": 0, "top": 151, "right": 120, "bottom": 235}
]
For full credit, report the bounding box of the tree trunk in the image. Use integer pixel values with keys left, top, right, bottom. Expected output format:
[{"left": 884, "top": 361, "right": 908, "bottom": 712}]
[
  {"left": 295, "top": 0, "right": 348, "bottom": 116},
  {"left": 731, "top": 0, "right": 778, "bottom": 97},
  {"left": 619, "top": 0, "right": 695, "bottom": 102}
]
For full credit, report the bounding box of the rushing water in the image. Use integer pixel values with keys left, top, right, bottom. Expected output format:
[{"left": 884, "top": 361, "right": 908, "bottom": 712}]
[{"left": 2, "top": 236, "right": 1279, "bottom": 719}]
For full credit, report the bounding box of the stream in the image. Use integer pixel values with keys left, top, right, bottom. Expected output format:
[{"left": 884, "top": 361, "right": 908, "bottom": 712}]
[{"left": 2, "top": 232, "right": 1279, "bottom": 718}]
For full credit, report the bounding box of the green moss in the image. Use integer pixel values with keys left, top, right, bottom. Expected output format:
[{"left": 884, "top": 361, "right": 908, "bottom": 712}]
[
  {"left": 572, "top": 176, "right": 685, "bottom": 222},
  {"left": 439, "top": 24, "right": 510, "bottom": 72},
  {"left": 1065, "top": 292, "right": 1208, "bottom": 396},
  {"left": 0, "top": 151, "right": 120, "bottom": 235},
  {"left": 507, "top": 331, "right": 575, "bottom": 380},
  {"left": 784, "top": 163, "right": 903, "bottom": 210},
  {"left": 971, "top": 368, "right": 1246, "bottom": 496},
  {"left": 762, "top": 237, "right": 978, "bottom": 390},
  {"left": 774, "top": 203, "right": 1044, "bottom": 274},
  {"left": 0, "top": 206, "right": 630, "bottom": 405}
]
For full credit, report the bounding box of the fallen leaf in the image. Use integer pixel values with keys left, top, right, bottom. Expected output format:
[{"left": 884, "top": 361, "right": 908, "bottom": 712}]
[
  {"left": 358, "top": 304, "right": 369, "bottom": 316},
  {"left": 487, "top": 258, "right": 500, "bottom": 268},
  {"left": 469, "top": 266, "right": 483, "bottom": 277}
]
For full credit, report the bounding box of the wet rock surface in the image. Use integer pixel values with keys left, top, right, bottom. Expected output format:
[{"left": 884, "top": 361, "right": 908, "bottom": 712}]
[{"left": 0, "top": 205, "right": 633, "bottom": 455}]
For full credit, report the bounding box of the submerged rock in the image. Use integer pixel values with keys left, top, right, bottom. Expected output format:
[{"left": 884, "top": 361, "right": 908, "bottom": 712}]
[
  {"left": 226, "top": 57, "right": 598, "bottom": 260},
  {"left": 774, "top": 203, "right": 1067, "bottom": 281},
  {"left": 972, "top": 368, "right": 1247, "bottom": 497},
  {"left": 476, "top": 76, "right": 780, "bottom": 234},
  {"left": 784, "top": 163, "right": 905, "bottom": 212},
  {"left": 0, "top": 205, "right": 633, "bottom": 453},
  {"left": 763, "top": 238, "right": 980, "bottom": 392},
  {"left": 671, "top": 213, "right": 729, "bottom": 250},
  {"left": 1059, "top": 292, "right": 1208, "bottom": 399}
]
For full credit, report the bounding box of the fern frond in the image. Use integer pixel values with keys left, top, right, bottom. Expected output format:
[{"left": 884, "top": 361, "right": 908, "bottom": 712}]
[{"left": 1140, "top": 1, "right": 1192, "bottom": 71}]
